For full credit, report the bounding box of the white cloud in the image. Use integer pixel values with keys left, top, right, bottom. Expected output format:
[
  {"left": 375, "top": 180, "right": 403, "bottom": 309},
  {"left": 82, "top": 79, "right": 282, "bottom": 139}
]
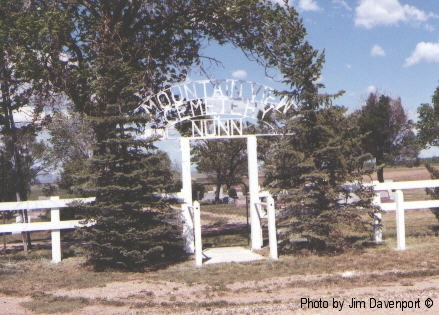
[
  {"left": 332, "top": 0, "right": 351, "bottom": 11},
  {"left": 298, "top": 0, "right": 320, "bottom": 12},
  {"left": 355, "top": 0, "right": 432, "bottom": 29},
  {"left": 366, "top": 85, "right": 377, "bottom": 94},
  {"left": 371, "top": 44, "right": 386, "bottom": 57},
  {"left": 425, "top": 24, "right": 435, "bottom": 32},
  {"left": 270, "top": 0, "right": 286, "bottom": 6},
  {"left": 404, "top": 41, "right": 439, "bottom": 67},
  {"left": 231, "top": 69, "right": 248, "bottom": 80}
]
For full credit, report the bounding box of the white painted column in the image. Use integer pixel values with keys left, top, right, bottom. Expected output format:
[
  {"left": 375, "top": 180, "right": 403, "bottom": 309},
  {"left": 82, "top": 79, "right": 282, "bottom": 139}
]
[
  {"left": 181, "top": 137, "right": 192, "bottom": 205},
  {"left": 395, "top": 189, "right": 406, "bottom": 250},
  {"left": 267, "top": 195, "right": 278, "bottom": 260},
  {"left": 373, "top": 193, "right": 382, "bottom": 243},
  {"left": 193, "top": 201, "right": 202, "bottom": 267},
  {"left": 247, "top": 135, "right": 262, "bottom": 250},
  {"left": 50, "top": 196, "right": 61, "bottom": 263},
  {"left": 180, "top": 137, "right": 195, "bottom": 253}
]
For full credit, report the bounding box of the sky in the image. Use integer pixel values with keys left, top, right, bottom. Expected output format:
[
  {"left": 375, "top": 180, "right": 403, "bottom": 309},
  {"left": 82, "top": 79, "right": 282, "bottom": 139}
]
[
  {"left": 177, "top": 0, "right": 439, "bottom": 158},
  {"left": 189, "top": 0, "right": 439, "bottom": 120}
]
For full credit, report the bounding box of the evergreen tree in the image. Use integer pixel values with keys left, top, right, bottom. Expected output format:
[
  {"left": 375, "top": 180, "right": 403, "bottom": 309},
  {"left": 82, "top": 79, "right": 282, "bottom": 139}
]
[
  {"left": 263, "top": 105, "right": 375, "bottom": 252},
  {"left": 46, "top": 1, "right": 194, "bottom": 270}
]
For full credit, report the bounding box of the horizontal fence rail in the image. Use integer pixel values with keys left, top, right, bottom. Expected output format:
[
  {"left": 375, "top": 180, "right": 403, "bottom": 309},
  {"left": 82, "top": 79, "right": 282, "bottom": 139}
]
[
  {"left": 0, "top": 197, "right": 96, "bottom": 212},
  {"left": 0, "top": 197, "right": 95, "bottom": 263}
]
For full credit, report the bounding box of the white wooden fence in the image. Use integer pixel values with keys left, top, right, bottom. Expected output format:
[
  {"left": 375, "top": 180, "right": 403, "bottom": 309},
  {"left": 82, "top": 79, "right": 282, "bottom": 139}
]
[
  {"left": 255, "top": 193, "right": 278, "bottom": 261},
  {"left": 181, "top": 192, "right": 278, "bottom": 267},
  {"left": 372, "top": 179, "right": 439, "bottom": 250},
  {"left": 0, "top": 196, "right": 95, "bottom": 263}
]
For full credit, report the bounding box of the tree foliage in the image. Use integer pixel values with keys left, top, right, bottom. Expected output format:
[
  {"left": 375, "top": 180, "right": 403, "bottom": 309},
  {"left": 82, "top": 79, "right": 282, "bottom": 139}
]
[
  {"left": 0, "top": 0, "right": 60, "bottom": 250},
  {"left": 417, "top": 86, "right": 439, "bottom": 148},
  {"left": 357, "top": 92, "right": 418, "bottom": 182},
  {"left": 3, "top": 0, "right": 368, "bottom": 265},
  {"left": 417, "top": 85, "right": 439, "bottom": 221},
  {"left": 192, "top": 139, "right": 247, "bottom": 202},
  {"left": 263, "top": 104, "right": 376, "bottom": 252}
]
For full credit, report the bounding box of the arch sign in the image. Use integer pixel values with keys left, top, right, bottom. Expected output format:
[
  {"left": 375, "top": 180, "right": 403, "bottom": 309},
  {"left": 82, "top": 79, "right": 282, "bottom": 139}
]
[
  {"left": 136, "top": 79, "right": 295, "bottom": 138},
  {"left": 137, "top": 79, "right": 287, "bottom": 263}
]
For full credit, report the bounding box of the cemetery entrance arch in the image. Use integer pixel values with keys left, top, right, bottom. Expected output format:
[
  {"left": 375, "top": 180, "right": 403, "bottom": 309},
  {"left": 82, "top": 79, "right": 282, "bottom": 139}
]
[{"left": 136, "top": 79, "right": 294, "bottom": 258}]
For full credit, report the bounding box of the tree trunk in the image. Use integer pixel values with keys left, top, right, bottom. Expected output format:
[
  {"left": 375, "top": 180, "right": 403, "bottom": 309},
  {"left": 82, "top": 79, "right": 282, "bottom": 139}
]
[
  {"left": 2, "top": 212, "right": 5, "bottom": 255},
  {"left": 215, "top": 183, "right": 221, "bottom": 203},
  {"left": 377, "top": 167, "right": 385, "bottom": 183}
]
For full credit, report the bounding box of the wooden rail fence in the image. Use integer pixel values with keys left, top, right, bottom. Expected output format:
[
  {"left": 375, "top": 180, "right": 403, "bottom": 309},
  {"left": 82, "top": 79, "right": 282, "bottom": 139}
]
[{"left": 0, "top": 196, "right": 95, "bottom": 263}]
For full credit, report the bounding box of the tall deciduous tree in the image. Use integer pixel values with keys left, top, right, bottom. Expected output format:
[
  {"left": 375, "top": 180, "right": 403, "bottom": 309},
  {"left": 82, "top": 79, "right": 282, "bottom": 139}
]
[
  {"left": 192, "top": 139, "right": 247, "bottom": 202},
  {"left": 417, "top": 85, "right": 439, "bottom": 220},
  {"left": 417, "top": 86, "right": 439, "bottom": 148},
  {"left": 44, "top": 109, "right": 95, "bottom": 192},
  {"left": 357, "top": 92, "right": 418, "bottom": 182},
  {"left": 0, "top": 0, "right": 56, "bottom": 251}
]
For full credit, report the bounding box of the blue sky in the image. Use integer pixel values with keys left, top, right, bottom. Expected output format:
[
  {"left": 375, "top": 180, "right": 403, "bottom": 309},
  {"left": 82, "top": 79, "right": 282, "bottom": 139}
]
[
  {"left": 189, "top": 0, "right": 439, "bottom": 122},
  {"left": 160, "top": 0, "right": 439, "bottom": 159}
]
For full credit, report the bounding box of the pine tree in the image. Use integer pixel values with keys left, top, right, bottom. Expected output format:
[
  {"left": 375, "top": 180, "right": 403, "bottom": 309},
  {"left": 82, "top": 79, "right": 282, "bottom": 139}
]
[
  {"left": 53, "top": 2, "right": 193, "bottom": 270},
  {"left": 263, "top": 105, "right": 375, "bottom": 252}
]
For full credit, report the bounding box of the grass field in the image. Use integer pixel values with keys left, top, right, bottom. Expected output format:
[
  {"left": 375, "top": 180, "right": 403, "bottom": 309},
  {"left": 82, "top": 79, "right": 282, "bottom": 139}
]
[{"left": 1, "top": 166, "right": 439, "bottom": 314}]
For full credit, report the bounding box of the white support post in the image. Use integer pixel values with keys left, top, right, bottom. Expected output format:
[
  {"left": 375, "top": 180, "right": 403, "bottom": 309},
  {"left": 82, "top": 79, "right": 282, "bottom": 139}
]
[
  {"left": 181, "top": 203, "right": 195, "bottom": 254},
  {"left": 181, "top": 137, "right": 192, "bottom": 205},
  {"left": 247, "top": 135, "right": 262, "bottom": 250},
  {"left": 395, "top": 189, "right": 406, "bottom": 250},
  {"left": 50, "top": 196, "right": 61, "bottom": 263},
  {"left": 373, "top": 193, "right": 382, "bottom": 243},
  {"left": 180, "top": 137, "right": 194, "bottom": 254},
  {"left": 193, "top": 201, "right": 202, "bottom": 267},
  {"left": 267, "top": 196, "right": 278, "bottom": 260}
]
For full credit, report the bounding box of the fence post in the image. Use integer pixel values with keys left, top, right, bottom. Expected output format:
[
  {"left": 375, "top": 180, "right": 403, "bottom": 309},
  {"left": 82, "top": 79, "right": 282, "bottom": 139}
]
[
  {"left": 50, "top": 196, "right": 61, "bottom": 263},
  {"left": 193, "top": 201, "right": 202, "bottom": 267},
  {"left": 373, "top": 193, "right": 382, "bottom": 243},
  {"left": 247, "top": 135, "right": 263, "bottom": 250},
  {"left": 395, "top": 189, "right": 406, "bottom": 250},
  {"left": 181, "top": 203, "right": 195, "bottom": 254},
  {"left": 267, "top": 196, "right": 278, "bottom": 260}
]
